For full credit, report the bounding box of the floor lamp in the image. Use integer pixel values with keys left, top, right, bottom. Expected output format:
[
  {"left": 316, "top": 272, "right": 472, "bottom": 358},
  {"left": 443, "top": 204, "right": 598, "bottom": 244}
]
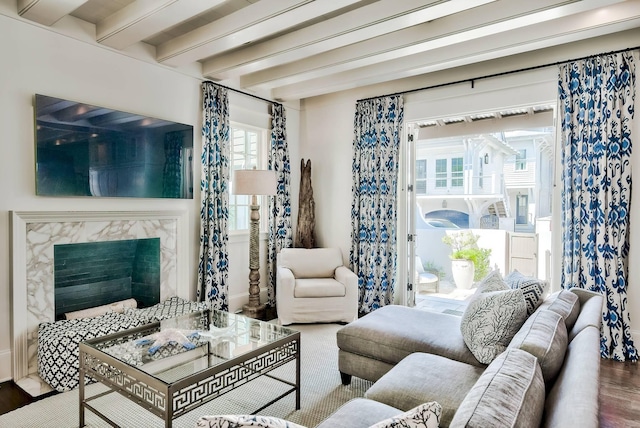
[{"left": 232, "top": 167, "right": 277, "bottom": 320}]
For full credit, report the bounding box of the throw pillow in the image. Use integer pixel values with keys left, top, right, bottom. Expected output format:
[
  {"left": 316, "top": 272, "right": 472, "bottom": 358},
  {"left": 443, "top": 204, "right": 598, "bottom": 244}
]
[
  {"left": 508, "top": 309, "right": 567, "bottom": 384},
  {"left": 460, "top": 286, "right": 528, "bottom": 364},
  {"left": 504, "top": 270, "right": 547, "bottom": 315},
  {"left": 474, "top": 269, "right": 509, "bottom": 293},
  {"left": 369, "top": 401, "right": 442, "bottom": 428},
  {"left": 449, "top": 348, "right": 545, "bottom": 428},
  {"left": 538, "top": 289, "right": 581, "bottom": 331},
  {"left": 196, "top": 415, "right": 307, "bottom": 428}
]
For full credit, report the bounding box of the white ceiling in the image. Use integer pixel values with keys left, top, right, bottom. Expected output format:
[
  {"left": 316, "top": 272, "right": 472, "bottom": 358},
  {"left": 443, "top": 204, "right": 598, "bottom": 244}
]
[{"left": 13, "top": 0, "right": 640, "bottom": 102}]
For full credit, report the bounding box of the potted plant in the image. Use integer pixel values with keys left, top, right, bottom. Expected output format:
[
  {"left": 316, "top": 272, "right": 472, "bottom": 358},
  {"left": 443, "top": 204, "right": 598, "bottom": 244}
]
[{"left": 442, "top": 231, "right": 491, "bottom": 289}]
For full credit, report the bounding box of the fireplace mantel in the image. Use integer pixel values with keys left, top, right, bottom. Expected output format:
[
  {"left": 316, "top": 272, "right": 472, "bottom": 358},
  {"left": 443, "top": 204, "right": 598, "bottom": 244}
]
[{"left": 10, "top": 210, "right": 190, "bottom": 393}]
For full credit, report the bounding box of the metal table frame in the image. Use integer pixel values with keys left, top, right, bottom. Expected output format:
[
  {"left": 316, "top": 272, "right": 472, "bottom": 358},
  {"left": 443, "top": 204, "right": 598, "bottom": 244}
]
[{"left": 78, "top": 316, "right": 300, "bottom": 428}]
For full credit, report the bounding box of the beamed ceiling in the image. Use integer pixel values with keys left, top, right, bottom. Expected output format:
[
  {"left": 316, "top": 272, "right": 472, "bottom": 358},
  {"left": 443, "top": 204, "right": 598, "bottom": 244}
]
[{"left": 12, "top": 0, "right": 640, "bottom": 102}]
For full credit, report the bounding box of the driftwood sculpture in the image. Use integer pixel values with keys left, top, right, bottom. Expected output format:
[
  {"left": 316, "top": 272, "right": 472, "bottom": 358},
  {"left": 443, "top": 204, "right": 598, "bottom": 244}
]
[{"left": 296, "top": 158, "right": 316, "bottom": 248}]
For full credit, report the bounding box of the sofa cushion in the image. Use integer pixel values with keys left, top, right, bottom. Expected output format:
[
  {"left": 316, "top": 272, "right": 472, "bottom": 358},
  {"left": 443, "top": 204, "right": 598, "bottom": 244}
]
[
  {"left": 568, "top": 290, "right": 603, "bottom": 341},
  {"left": 278, "top": 248, "right": 343, "bottom": 278},
  {"left": 369, "top": 401, "right": 442, "bottom": 428},
  {"left": 294, "top": 278, "right": 346, "bottom": 298},
  {"left": 538, "top": 289, "right": 581, "bottom": 331},
  {"left": 508, "top": 309, "right": 567, "bottom": 384},
  {"left": 504, "top": 270, "right": 547, "bottom": 315},
  {"left": 543, "top": 325, "right": 601, "bottom": 428},
  {"left": 337, "top": 305, "right": 482, "bottom": 368},
  {"left": 315, "top": 398, "right": 403, "bottom": 428},
  {"left": 449, "top": 348, "right": 545, "bottom": 428},
  {"left": 196, "top": 415, "right": 306, "bottom": 428},
  {"left": 365, "top": 352, "right": 484, "bottom": 427},
  {"left": 460, "top": 277, "right": 528, "bottom": 364}
]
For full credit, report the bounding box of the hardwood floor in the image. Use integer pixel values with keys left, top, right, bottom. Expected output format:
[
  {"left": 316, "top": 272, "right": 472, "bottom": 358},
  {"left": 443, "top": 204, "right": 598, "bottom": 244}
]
[
  {"left": 599, "top": 359, "right": 640, "bottom": 427},
  {"left": 0, "top": 359, "right": 637, "bottom": 425},
  {"left": 0, "top": 381, "right": 35, "bottom": 415}
]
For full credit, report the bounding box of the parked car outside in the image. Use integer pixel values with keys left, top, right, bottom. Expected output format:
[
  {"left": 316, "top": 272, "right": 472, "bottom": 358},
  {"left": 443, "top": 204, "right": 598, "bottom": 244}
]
[{"left": 423, "top": 218, "right": 460, "bottom": 229}]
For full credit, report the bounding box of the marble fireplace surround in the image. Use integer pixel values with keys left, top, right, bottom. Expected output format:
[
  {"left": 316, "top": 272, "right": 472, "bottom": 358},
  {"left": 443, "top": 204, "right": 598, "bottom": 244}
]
[{"left": 10, "top": 210, "right": 190, "bottom": 388}]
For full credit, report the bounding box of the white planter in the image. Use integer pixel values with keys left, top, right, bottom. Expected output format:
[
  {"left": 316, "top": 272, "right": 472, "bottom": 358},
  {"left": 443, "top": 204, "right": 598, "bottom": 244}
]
[{"left": 451, "top": 259, "right": 475, "bottom": 289}]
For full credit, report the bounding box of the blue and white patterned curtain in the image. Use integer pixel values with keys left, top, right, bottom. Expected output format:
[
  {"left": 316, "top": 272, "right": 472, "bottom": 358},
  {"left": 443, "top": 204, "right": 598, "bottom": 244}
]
[
  {"left": 350, "top": 95, "right": 404, "bottom": 314},
  {"left": 198, "top": 82, "right": 230, "bottom": 310},
  {"left": 267, "top": 103, "right": 293, "bottom": 306},
  {"left": 558, "top": 51, "right": 638, "bottom": 361}
]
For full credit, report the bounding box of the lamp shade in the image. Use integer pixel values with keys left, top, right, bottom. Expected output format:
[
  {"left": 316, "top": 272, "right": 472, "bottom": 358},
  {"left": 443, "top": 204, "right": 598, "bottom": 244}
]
[{"left": 232, "top": 169, "right": 277, "bottom": 195}]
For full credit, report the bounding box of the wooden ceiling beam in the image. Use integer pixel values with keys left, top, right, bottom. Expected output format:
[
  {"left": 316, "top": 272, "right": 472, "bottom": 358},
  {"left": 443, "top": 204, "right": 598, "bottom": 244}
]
[
  {"left": 156, "top": 0, "right": 364, "bottom": 67},
  {"left": 96, "top": 0, "right": 228, "bottom": 50},
  {"left": 242, "top": 0, "right": 622, "bottom": 90},
  {"left": 18, "top": 0, "right": 88, "bottom": 26},
  {"left": 269, "top": 9, "right": 640, "bottom": 101},
  {"left": 202, "top": 0, "right": 494, "bottom": 80}
]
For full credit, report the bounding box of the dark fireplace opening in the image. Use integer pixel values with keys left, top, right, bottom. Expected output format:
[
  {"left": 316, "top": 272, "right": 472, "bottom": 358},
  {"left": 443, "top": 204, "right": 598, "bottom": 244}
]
[{"left": 54, "top": 238, "right": 161, "bottom": 320}]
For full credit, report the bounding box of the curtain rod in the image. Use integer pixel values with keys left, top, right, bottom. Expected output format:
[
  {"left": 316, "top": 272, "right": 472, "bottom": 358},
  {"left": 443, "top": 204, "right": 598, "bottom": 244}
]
[
  {"left": 356, "top": 45, "right": 640, "bottom": 103},
  {"left": 203, "top": 80, "right": 282, "bottom": 106}
]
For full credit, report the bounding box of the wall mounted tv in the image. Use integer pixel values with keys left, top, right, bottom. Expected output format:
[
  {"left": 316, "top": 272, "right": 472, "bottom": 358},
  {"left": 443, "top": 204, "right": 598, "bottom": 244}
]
[{"left": 34, "top": 94, "right": 194, "bottom": 199}]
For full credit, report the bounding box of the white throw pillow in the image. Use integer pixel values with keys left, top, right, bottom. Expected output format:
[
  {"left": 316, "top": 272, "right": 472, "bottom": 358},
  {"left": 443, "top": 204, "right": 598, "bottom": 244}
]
[
  {"left": 369, "top": 401, "right": 442, "bottom": 428},
  {"left": 504, "top": 270, "right": 547, "bottom": 315},
  {"left": 196, "top": 415, "right": 307, "bottom": 428},
  {"left": 461, "top": 272, "right": 528, "bottom": 364},
  {"left": 473, "top": 269, "right": 509, "bottom": 293}
]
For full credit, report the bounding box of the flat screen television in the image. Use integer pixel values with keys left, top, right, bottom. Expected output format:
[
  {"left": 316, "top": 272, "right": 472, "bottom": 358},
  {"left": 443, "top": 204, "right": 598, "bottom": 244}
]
[{"left": 34, "top": 94, "right": 194, "bottom": 198}]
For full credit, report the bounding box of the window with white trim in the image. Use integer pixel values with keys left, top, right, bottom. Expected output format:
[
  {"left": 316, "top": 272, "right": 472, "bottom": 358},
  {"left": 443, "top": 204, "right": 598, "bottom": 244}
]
[
  {"left": 416, "top": 159, "right": 427, "bottom": 194},
  {"left": 229, "top": 123, "right": 268, "bottom": 232},
  {"left": 516, "top": 149, "right": 527, "bottom": 171},
  {"left": 451, "top": 157, "right": 463, "bottom": 187},
  {"left": 435, "top": 159, "right": 447, "bottom": 188}
]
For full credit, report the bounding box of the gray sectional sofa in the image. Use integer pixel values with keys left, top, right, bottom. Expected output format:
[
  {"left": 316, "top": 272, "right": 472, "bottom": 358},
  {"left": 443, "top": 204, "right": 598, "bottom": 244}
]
[{"left": 316, "top": 283, "right": 603, "bottom": 428}]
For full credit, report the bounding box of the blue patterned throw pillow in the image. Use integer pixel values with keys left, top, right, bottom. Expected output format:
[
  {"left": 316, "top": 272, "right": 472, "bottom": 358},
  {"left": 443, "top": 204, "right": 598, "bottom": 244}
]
[
  {"left": 504, "top": 270, "right": 547, "bottom": 316},
  {"left": 369, "top": 401, "right": 442, "bottom": 428}
]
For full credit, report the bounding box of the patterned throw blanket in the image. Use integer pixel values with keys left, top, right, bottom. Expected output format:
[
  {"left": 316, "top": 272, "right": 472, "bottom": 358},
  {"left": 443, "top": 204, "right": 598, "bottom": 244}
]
[{"left": 37, "top": 297, "right": 208, "bottom": 392}]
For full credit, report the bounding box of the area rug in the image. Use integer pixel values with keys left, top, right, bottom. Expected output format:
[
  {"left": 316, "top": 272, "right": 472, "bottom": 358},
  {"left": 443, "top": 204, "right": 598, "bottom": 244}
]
[{"left": 0, "top": 323, "right": 371, "bottom": 428}]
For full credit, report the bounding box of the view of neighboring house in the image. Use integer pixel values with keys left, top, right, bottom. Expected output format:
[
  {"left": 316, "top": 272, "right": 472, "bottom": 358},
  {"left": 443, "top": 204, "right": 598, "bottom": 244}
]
[
  {"left": 412, "top": 119, "right": 555, "bottom": 283},
  {"left": 415, "top": 127, "right": 554, "bottom": 232}
]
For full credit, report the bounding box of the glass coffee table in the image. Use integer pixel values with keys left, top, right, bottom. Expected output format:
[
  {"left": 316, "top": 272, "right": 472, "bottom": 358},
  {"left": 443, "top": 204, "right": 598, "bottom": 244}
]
[{"left": 78, "top": 309, "right": 300, "bottom": 427}]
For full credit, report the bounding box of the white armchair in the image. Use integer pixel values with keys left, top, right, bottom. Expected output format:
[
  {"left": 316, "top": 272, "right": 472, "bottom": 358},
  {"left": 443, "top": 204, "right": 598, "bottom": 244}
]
[{"left": 276, "top": 248, "right": 358, "bottom": 325}]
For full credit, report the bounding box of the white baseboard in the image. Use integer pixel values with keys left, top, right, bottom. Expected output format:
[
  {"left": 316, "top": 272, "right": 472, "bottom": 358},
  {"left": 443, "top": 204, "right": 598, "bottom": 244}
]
[
  {"left": 228, "top": 288, "right": 269, "bottom": 314},
  {"left": 0, "top": 348, "right": 12, "bottom": 382}
]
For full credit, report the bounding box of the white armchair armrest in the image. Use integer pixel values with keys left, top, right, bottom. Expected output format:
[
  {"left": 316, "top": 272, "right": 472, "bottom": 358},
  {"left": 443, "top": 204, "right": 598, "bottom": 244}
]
[{"left": 335, "top": 266, "right": 358, "bottom": 291}]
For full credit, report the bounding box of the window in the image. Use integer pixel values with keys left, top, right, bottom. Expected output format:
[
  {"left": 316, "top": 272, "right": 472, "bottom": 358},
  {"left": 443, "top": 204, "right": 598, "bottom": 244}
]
[
  {"left": 516, "top": 194, "right": 529, "bottom": 224},
  {"left": 416, "top": 159, "right": 427, "bottom": 194},
  {"left": 451, "top": 157, "right": 463, "bottom": 187},
  {"left": 516, "top": 149, "right": 527, "bottom": 171},
  {"left": 478, "top": 156, "right": 484, "bottom": 188},
  {"left": 435, "top": 159, "right": 447, "bottom": 188},
  {"left": 229, "top": 124, "right": 267, "bottom": 231}
]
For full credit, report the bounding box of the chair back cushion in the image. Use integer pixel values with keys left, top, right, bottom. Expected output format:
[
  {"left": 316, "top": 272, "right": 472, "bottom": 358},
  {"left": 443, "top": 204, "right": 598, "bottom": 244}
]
[{"left": 278, "top": 248, "right": 344, "bottom": 278}]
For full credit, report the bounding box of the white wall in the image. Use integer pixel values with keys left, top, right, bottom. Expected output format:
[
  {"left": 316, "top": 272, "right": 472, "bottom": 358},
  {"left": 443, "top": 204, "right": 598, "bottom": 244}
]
[
  {"left": 300, "top": 29, "right": 640, "bottom": 342},
  {"left": 0, "top": 12, "right": 300, "bottom": 382}
]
